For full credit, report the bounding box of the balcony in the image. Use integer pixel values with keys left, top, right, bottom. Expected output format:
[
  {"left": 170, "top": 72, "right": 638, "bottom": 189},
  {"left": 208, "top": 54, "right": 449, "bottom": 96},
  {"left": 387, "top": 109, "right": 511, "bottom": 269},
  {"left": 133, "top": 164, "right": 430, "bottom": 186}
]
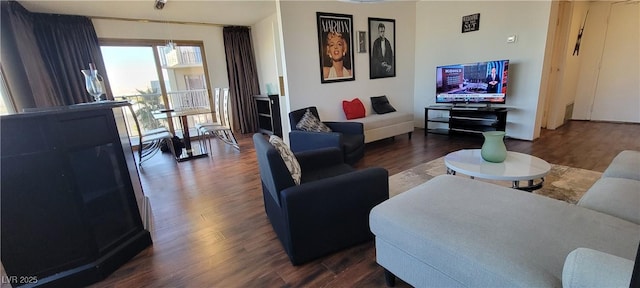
[{"left": 160, "top": 47, "right": 203, "bottom": 68}]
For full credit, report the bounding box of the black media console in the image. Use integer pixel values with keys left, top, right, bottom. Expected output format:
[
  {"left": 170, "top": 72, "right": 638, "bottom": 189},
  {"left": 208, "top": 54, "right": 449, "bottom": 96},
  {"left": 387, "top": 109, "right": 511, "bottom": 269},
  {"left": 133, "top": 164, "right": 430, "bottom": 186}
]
[{"left": 424, "top": 105, "right": 508, "bottom": 136}]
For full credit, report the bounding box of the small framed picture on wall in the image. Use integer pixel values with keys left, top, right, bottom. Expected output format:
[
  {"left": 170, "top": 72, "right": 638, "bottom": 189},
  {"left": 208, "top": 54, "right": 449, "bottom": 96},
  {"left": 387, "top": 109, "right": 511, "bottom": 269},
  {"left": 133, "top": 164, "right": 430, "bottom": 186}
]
[
  {"left": 358, "top": 31, "right": 366, "bottom": 53},
  {"left": 316, "top": 12, "right": 355, "bottom": 84},
  {"left": 368, "top": 17, "right": 396, "bottom": 79}
]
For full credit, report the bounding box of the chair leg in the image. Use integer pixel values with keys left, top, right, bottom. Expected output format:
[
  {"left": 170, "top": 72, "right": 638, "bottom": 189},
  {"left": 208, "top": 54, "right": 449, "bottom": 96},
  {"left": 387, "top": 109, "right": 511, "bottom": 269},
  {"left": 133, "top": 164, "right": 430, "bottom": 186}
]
[
  {"left": 205, "top": 131, "right": 214, "bottom": 157},
  {"left": 139, "top": 141, "right": 162, "bottom": 165},
  {"left": 197, "top": 128, "right": 208, "bottom": 154},
  {"left": 214, "top": 129, "right": 239, "bottom": 150},
  {"left": 138, "top": 140, "right": 143, "bottom": 166}
]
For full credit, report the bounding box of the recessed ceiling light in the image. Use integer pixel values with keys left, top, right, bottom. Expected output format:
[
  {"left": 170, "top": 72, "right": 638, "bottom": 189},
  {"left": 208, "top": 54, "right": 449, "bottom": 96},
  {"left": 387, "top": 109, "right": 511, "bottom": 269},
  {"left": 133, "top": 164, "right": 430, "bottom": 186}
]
[{"left": 154, "top": 0, "right": 167, "bottom": 10}]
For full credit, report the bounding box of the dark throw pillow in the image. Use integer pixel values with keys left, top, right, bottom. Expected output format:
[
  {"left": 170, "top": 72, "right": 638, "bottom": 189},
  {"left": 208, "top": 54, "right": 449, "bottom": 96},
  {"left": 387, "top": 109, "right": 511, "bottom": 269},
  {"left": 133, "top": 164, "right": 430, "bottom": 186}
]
[
  {"left": 371, "top": 96, "right": 397, "bottom": 114},
  {"left": 342, "top": 98, "right": 366, "bottom": 120},
  {"left": 296, "top": 109, "right": 332, "bottom": 132}
]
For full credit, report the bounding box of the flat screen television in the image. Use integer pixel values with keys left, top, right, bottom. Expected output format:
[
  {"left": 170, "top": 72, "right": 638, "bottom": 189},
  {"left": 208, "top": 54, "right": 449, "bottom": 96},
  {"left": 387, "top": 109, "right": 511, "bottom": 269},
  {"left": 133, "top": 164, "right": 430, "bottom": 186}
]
[{"left": 435, "top": 59, "right": 509, "bottom": 104}]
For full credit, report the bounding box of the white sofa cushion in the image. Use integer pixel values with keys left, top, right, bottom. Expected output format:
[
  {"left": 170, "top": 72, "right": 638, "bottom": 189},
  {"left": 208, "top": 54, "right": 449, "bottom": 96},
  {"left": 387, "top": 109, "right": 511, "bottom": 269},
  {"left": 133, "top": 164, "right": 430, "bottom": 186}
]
[
  {"left": 563, "top": 248, "right": 634, "bottom": 288},
  {"left": 346, "top": 111, "right": 413, "bottom": 143},
  {"left": 603, "top": 150, "right": 640, "bottom": 181},
  {"left": 577, "top": 177, "right": 640, "bottom": 224},
  {"left": 349, "top": 112, "right": 413, "bottom": 130}
]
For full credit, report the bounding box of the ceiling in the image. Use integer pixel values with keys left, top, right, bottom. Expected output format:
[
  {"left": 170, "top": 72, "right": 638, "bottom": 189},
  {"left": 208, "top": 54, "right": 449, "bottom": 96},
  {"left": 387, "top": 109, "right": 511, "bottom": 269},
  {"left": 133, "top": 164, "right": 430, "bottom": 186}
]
[{"left": 18, "top": 0, "right": 279, "bottom": 26}]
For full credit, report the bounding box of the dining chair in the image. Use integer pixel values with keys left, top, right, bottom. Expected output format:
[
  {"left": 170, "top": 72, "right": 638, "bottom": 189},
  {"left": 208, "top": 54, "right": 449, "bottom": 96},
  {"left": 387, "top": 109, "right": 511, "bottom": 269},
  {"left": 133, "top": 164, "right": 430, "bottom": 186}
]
[
  {"left": 125, "top": 104, "right": 176, "bottom": 165},
  {"left": 198, "top": 88, "right": 239, "bottom": 151},
  {"left": 196, "top": 87, "right": 223, "bottom": 152}
]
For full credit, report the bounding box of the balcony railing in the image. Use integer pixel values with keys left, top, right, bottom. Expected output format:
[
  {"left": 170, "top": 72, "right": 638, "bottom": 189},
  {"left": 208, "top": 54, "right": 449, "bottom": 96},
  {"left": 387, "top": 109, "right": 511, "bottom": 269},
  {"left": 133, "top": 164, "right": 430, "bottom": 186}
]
[
  {"left": 160, "top": 47, "right": 203, "bottom": 67},
  {"left": 168, "top": 89, "right": 209, "bottom": 109}
]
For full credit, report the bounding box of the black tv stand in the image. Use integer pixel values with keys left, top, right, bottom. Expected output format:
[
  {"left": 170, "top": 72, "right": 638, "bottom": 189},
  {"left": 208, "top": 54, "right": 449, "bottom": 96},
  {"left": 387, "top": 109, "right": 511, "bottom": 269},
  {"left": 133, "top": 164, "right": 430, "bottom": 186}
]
[{"left": 425, "top": 105, "right": 508, "bottom": 136}]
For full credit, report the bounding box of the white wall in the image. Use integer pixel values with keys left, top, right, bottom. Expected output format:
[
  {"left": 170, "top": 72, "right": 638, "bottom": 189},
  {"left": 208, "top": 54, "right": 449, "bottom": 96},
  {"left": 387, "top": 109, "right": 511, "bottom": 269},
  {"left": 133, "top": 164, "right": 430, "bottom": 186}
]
[
  {"left": 252, "top": 13, "right": 280, "bottom": 96},
  {"left": 414, "top": 1, "right": 552, "bottom": 140},
  {"left": 278, "top": 1, "right": 417, "bottom": 134},
  {"left": 92, "top": 19, "right": 229, "bottom": 93}
]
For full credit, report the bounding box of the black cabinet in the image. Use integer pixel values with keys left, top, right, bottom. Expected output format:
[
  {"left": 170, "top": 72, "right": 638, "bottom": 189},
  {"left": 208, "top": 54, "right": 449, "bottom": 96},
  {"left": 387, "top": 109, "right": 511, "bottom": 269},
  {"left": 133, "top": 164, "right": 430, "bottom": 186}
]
[
  {"left": 1, "top": 102, "right": 151, "bottom": 287},
  {"left": 425, "top": 106, "right": 508, "bottom": 136},
  {"left": 254, "top": 94, "right": 282, "bottom": 137},
  {"left": 424, "top": 106, "right": 451, "bottom": 135}
]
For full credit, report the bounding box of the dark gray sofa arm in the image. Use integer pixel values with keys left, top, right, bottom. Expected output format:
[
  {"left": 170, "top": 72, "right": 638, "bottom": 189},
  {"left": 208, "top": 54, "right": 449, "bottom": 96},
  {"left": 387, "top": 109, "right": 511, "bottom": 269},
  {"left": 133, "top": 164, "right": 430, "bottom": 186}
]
[
  {"left": 325, "top": 121, "right": 364, "bottom": 135},
  {"left": 289, "top": 130, "right": 342, "bottom": 153}
]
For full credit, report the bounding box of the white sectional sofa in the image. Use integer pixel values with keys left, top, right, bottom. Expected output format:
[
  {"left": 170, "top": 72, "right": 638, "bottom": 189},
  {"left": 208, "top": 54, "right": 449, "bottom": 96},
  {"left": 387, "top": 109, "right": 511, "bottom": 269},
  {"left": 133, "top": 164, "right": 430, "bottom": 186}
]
[
  {"left": 370, "top": 150, "right": 640, "bottom": 287},
  {"left": 346, "top": 111, "right": 414, "bottom": 143}
]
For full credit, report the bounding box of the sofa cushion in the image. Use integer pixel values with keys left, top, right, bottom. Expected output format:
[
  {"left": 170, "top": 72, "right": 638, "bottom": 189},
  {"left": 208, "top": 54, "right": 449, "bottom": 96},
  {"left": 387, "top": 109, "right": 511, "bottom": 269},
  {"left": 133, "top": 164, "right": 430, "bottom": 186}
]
[
  {"left": 603, "top": 150, "right": 640, "bottom": 181},
  {"left": 269, "top": 135, "right": 301, "bottom": 185},
  {"left": 371, "top": 96, "right": 397, "bottom": 114},
  {"left": 296, "top": 109, "right": 332, "bottom": 132},
  {"left": 370, "top": 175, "right": 640, "bottom": 287},
  {"left": 342, "top": 98, "right": 366, "bottom": 120},
  {"left": 577, "top": 177, "right": 640, "bottom": 224},
  {"left": 348, "top": 112, "right": 413, "bottom": 131},
  {"left": 563, "top": 248, "right": 634, "bottom": 288}
]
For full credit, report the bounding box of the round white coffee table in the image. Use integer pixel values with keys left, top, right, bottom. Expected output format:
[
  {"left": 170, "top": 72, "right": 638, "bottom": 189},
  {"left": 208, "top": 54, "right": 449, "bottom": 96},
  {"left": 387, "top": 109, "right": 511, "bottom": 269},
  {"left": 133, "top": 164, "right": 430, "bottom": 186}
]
[{"left": 444, "top": 149, "right": 552, "bottom": 191}]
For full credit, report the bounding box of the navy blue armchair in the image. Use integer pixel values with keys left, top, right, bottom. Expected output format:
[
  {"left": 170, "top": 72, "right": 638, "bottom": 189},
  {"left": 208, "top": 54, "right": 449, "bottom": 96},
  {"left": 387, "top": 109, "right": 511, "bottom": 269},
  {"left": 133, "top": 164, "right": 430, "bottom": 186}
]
[
  {"left": 252, "top": 133, "right": 389, "bottom": 265},
  {"left": 289, "top": 106, "right": 365, "bottom": 165}
]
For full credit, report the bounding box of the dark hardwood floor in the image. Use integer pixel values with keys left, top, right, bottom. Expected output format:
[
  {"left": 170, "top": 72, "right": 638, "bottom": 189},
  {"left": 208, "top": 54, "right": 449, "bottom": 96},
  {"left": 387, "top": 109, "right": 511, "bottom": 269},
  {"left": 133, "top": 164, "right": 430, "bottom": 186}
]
[{"left": 89, "top": 121, "right": 639, "bottom": 288}]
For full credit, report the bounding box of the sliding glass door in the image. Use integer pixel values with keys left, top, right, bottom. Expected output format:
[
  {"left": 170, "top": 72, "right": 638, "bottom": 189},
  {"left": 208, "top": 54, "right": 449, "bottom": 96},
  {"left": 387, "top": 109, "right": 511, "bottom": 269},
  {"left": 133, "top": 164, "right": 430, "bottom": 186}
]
[{"left": 100, "top": 40, "right": 213, "bottom": 144}]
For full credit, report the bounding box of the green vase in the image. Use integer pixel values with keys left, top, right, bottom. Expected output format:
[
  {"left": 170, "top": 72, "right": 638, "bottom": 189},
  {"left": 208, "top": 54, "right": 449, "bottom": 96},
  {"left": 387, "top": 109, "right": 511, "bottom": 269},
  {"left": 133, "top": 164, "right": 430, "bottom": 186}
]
[{"left": 481, "top": 131, "right": 507, "bottom": 163}]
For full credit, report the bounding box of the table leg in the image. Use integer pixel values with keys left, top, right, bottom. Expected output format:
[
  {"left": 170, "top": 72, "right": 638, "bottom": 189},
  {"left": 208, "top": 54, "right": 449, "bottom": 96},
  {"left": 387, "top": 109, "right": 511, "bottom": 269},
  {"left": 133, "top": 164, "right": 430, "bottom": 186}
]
[
  {"left": 514, "top": 178, "right": 545, "bottom": 192},
  {"left": 181, "top": 115, "right": 193, "bottom": 157},
  {"left": 176, "top": 115, "right": 208, "bottom": 162},
  {"left": 447, "top": 168, "right": 456, "bottom": 175}
]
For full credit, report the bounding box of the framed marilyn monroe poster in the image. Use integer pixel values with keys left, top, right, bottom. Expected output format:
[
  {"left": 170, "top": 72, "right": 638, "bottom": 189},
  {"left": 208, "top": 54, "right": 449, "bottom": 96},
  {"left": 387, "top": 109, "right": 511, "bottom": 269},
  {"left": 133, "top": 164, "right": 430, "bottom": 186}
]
[{"left": 317, "top": 12, "right": 355, "bottom": 84}]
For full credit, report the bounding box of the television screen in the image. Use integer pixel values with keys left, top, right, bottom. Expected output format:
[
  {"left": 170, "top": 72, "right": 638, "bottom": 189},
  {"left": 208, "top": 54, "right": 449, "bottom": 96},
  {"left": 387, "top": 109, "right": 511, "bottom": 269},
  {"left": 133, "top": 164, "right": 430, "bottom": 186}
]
[{"left": 435, "top": 59, "right": 509, "bottom": 104}]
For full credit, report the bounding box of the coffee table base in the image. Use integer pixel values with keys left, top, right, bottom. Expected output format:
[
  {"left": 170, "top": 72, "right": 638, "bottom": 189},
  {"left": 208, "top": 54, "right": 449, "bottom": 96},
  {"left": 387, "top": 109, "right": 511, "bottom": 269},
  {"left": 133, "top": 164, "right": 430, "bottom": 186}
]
[
  {"left": 446, "top": 168, "right": 546, "bottom": 192},
  {"left": 512, "top": 178, "right": 545, "bottom": 192}
]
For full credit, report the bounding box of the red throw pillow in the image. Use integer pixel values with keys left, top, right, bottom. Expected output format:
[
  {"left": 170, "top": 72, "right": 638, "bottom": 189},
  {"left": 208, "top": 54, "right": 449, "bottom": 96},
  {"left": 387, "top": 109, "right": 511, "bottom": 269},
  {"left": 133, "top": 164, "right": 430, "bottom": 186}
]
[{"left": 342, "top": 98, "right": 365, "bottom": 120}]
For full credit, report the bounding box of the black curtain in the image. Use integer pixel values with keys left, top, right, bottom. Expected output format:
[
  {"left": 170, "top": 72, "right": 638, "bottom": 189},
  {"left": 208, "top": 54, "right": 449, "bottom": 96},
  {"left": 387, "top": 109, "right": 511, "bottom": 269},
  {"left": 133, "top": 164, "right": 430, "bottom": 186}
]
[
  {"left": 1, "top": 1, "right": 108, "bottom": 111},
  {"left": 223, "top": 26, "right": 260, "bottom": 134}
]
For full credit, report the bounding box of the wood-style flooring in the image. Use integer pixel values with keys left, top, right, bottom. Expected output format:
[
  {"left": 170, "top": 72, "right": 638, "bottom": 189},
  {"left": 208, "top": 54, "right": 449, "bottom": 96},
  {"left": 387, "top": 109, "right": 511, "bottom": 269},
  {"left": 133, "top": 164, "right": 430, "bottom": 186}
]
[{"left": 90, "top": 121, "right": 640, "bottom": 288}]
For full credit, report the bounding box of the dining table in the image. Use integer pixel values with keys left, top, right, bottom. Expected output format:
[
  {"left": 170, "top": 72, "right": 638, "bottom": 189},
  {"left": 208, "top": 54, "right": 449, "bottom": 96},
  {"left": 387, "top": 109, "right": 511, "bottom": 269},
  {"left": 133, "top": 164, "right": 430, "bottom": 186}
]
[{"left": 153, "top": 107, "right": 211, "bottom": 161}]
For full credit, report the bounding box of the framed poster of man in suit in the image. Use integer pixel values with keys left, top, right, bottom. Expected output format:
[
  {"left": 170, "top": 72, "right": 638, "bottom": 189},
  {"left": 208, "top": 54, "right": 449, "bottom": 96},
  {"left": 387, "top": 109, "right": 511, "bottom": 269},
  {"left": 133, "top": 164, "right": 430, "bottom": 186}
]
[{"left": 368, "top": 18, "right": 395, "bottom": 79}]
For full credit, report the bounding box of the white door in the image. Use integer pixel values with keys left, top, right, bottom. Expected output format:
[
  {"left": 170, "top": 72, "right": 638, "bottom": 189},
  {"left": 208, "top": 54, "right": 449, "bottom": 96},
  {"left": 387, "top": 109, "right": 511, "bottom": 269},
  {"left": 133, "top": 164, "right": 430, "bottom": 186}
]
[{"left": 590, "top": 1, "right": 640, "bottom": 122}]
